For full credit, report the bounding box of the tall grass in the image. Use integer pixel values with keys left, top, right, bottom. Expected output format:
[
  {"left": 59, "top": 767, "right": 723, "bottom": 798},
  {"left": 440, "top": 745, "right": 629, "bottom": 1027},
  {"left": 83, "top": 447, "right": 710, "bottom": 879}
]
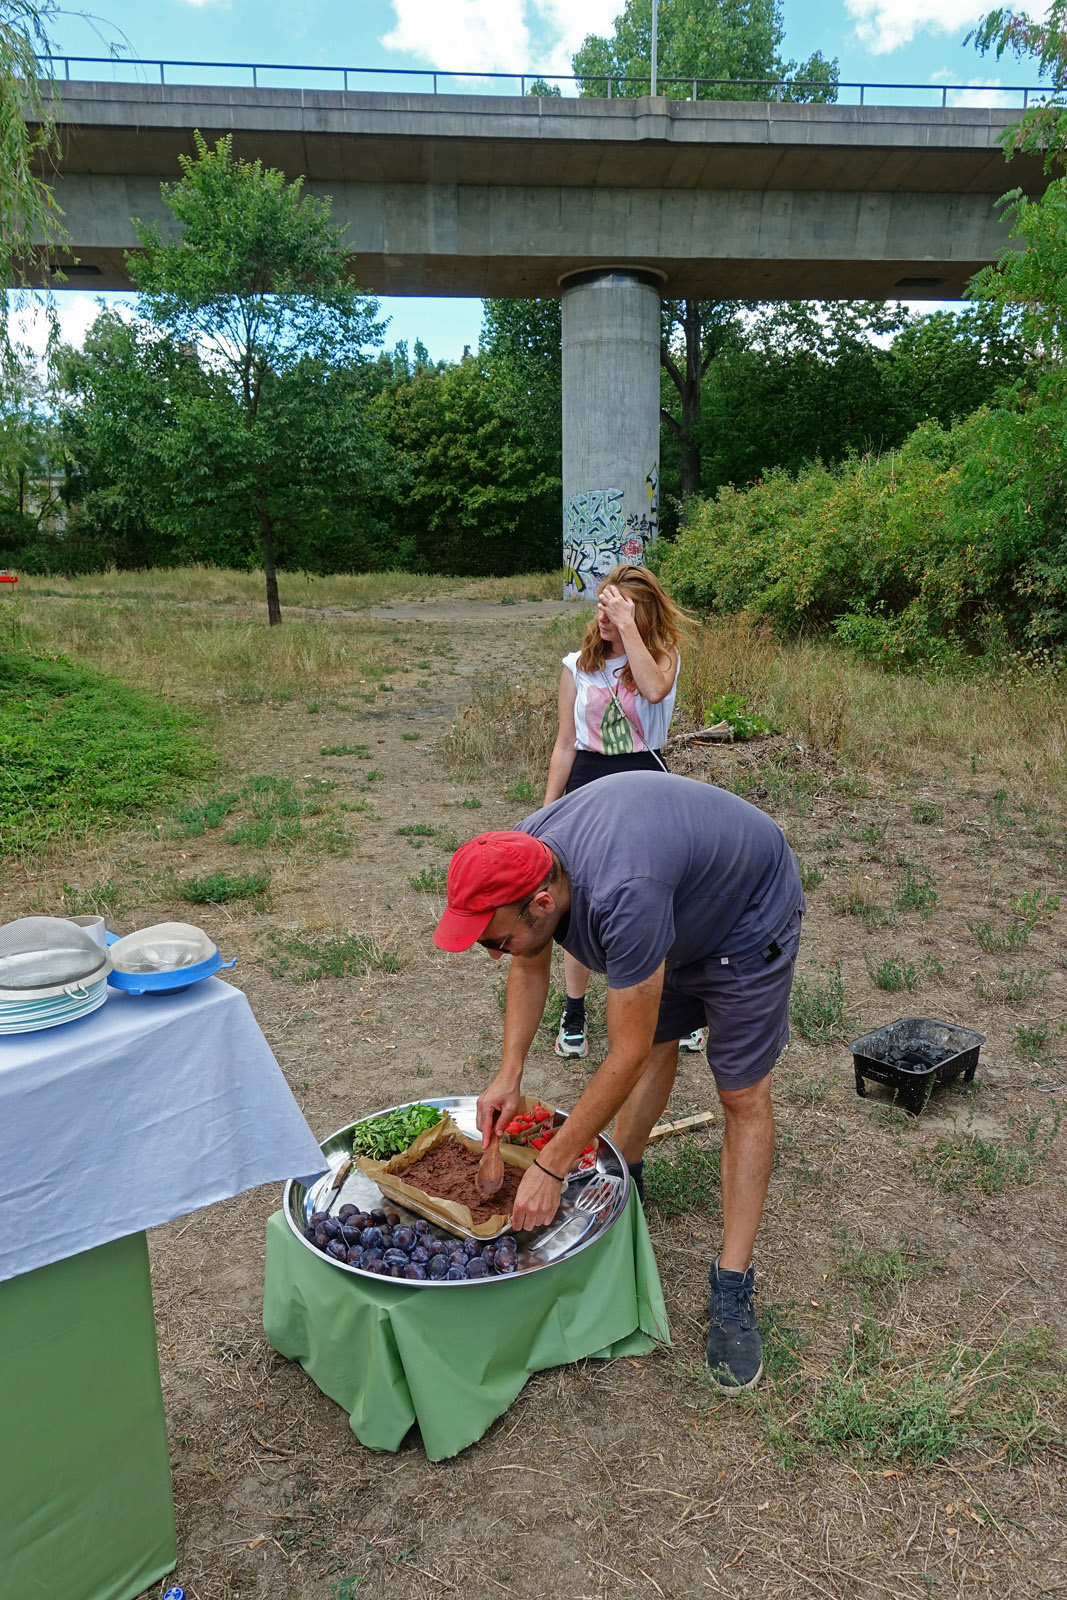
[
  {"left": 22, "top": 566, "right": 564, "bottom": 610},
  {"left": 443, "top": 611, "right": 1066, "bottom": 801},
  {"left": 680, "top": 620, "right": 1067, "bottom": 796},
  {"left": 19, "top": 602, "right": 401, "bottom": 706}
]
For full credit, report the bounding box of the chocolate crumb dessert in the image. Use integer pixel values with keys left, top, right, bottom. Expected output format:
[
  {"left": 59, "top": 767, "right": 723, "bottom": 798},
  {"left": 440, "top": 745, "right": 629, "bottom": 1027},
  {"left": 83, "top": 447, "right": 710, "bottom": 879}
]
[{"left": 404, "top": 1142, "right": 524, "bottom": 1223}]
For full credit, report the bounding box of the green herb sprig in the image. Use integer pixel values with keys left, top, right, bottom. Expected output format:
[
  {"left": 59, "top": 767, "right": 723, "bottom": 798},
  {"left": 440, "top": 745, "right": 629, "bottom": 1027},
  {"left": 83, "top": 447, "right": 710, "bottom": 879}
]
[{"left": 350, "top": 1103, "right": 442, "bottom": 1160}]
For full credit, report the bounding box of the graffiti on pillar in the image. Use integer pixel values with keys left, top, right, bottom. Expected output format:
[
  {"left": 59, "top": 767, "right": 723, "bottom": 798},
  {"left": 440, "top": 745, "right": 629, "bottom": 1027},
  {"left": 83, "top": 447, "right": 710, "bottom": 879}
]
[
  {"left": 621, "top": 516, "right": 650, "bottom": 562},
  {"left": 619, "top": 466, "right": 660, "bottom": 563},
  {"left": 563, "top": 488, "right": 625, "bottom": 598}
]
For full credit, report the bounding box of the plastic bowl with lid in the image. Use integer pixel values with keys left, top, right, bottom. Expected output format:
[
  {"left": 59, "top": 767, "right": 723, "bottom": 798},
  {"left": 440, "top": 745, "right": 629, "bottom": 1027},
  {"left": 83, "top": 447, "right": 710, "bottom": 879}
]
[{"left": 108, "top": 921, "right": 236, "bottom": 995}]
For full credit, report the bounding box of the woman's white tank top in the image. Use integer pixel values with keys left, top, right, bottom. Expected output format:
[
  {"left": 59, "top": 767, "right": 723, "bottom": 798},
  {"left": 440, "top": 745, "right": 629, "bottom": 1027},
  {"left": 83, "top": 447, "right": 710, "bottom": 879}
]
[{"left": 563, "top": 650, "right": 680, "bottom": 755}]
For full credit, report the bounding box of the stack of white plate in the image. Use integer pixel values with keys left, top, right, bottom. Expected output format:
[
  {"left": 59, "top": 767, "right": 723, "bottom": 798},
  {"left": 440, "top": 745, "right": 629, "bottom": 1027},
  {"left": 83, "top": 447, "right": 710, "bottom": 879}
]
[
  {"left": 0, "top": 918, "right": 112, "bottom": 1035},
  {"left": 0, "top": 978, "right": 109, "bottom": 1033}
]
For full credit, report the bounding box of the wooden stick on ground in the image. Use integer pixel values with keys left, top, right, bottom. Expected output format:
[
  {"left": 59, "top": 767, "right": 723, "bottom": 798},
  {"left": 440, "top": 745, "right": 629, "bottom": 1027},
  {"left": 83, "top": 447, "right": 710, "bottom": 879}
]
[
  {"left": 647, "top": 1110, "right": 718, "bottom": 1142},
  {"left": 668, "top": 722, "right": 734, "bottom": 746}
]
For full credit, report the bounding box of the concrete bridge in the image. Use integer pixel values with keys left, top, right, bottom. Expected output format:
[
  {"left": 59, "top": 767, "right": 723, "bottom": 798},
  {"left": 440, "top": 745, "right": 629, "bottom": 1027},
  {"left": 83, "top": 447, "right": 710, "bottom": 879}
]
[{"left": 39, "top": 81, "right": 1046, "bottom": 590}]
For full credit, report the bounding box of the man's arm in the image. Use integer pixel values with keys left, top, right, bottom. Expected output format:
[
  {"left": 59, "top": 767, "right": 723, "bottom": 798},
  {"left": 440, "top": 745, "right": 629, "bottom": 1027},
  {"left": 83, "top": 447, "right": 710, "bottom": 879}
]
[
  {"left": 475, "top": 941, "right": 553, "bottom": 1142},
  {"left": 509, "top": 964, "right": 664, "bottom": 1230}
]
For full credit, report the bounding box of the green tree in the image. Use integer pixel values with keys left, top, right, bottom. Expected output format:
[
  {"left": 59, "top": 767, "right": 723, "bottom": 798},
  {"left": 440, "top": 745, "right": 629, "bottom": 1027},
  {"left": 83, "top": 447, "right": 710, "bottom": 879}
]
[
  {"left": 661, "top": 299, "right": 746, "bottom": 498},
  {"left": 966, "top": 178, "right": 1067, "bottom": 644},
  {"left": 128, "top": 133, "right": 385, "bottom": 621},
  {"left": 54, "top": 310, "right": 212, "bottom": 570},
  {"left": 0, "top": 0, "right": 63, "bottom": 301},
  {"left": 0, "top": 344, "right": 63, "bottom": 564},
  {"left": 574, "top": 0, "right": 838, "bottom": 501},
  {"left": 969, "top": 1, "right": 1067, "bottom": 167},
  {"left": 480, "top": 296, "right": 561, "bottom": 479},
  {"left": 573, "top": 0, "right": 837, "bottom": 99},
  {"left": 374, "top": 351, "right": 560, "bottom": 575}
]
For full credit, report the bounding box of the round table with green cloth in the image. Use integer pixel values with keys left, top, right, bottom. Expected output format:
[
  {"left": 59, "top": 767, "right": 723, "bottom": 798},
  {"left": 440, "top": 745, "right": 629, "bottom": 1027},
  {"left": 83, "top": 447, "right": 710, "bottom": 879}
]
[{"left": 263, "top": 1189, "right": 670, "bottom": 1461}]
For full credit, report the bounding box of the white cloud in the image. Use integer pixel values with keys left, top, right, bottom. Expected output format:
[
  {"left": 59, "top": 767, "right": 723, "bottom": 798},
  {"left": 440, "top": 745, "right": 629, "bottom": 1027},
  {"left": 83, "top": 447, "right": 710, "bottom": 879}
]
[
  {"left": 534, "top": 1, "right": 624, "bottom": 75},
  {"left": 380, "top": 1, "right": 623, "bottom": 79},
  {"left": 844, "top": 0, "right": 986, "bottom": 55},
  {"left": 381, "top": 0, "right": 531, "bottom": 75},
  {"left": 944, "top": 77, "right": 1021, "bottom": 109},
  {"left": 5, "top": 290, "right": 133, "bottom": 367}
]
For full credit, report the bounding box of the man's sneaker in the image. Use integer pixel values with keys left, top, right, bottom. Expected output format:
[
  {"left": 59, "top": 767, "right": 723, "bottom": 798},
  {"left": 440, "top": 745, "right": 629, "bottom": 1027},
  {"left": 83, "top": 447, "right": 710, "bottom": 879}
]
[
  {"left": 680, "top": 1026, "right": 708, "bottom": 1054},
  {"left": 705, "top": 1259, "right": 763, "bottom": 1394},
  {"left": 555, "top": 1017, "right": 589, "bottom": 1058}
]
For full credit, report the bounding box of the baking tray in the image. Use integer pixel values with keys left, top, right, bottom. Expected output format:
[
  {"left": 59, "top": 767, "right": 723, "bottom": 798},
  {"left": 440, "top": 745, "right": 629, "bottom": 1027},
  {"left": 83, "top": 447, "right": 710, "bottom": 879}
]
[{"left": 282, "top": 1094, "right": 630, "bottom": 1289}]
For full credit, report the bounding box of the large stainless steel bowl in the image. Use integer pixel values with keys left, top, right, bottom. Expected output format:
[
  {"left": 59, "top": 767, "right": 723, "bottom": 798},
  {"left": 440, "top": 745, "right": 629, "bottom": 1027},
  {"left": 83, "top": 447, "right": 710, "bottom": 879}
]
[{"left": 282, "top": 1095, "right": 630, "bottom": 1288}]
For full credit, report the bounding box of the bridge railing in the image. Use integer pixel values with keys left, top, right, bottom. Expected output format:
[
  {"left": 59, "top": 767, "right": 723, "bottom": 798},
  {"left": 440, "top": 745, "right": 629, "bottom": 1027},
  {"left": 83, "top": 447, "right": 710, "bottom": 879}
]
[{"left": 35, "top": 55, "right": 1052, "bottom": 110}]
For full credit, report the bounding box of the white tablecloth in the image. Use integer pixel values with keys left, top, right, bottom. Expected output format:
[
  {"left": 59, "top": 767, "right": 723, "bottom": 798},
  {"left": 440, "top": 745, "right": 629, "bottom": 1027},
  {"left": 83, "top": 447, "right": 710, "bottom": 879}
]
[{"left": 0, "top": 979, "right": 326, "bottom": 1282}]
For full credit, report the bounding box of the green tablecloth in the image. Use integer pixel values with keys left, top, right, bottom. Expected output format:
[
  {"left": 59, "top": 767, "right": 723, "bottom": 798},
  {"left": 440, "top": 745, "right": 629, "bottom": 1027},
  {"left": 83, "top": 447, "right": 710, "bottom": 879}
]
[
  {"left": 263, "top": 1190, "right": 669, "bottom": 1460},
  {"left": 0, "top": 1232, "right": 177, "bottom": 1600}
]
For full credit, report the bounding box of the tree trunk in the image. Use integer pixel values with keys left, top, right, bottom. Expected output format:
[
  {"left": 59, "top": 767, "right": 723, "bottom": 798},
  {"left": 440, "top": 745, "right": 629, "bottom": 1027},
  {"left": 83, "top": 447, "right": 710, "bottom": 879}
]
[
  {"left": 261, "top": 517, "right": 282, "bottom": 626},
  {"left": 679, "top": 298, "right": 703, "bottom": 499},
  {"left": 662, "top": 300, "right": 705, "bottom": 500}
]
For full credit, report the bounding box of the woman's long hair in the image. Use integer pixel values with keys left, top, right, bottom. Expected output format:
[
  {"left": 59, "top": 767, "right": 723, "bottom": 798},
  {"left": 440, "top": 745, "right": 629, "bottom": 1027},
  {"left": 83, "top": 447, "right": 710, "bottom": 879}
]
[{"left": 576, "top": 565, "right": 691, "bottom": 691}]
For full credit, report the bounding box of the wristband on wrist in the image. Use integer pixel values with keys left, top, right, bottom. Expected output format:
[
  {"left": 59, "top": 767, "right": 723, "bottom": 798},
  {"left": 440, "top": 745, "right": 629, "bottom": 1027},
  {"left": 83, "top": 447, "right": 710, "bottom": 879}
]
[{"left": 533, "top": 1157, "right": 566, "bottom": 1183}]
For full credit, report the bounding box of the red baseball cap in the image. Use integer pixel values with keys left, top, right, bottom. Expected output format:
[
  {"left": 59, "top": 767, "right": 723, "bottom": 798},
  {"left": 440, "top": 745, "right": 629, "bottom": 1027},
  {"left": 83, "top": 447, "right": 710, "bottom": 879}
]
[{"left": 433, "top": 832, "right": 554, "bottom": 952}]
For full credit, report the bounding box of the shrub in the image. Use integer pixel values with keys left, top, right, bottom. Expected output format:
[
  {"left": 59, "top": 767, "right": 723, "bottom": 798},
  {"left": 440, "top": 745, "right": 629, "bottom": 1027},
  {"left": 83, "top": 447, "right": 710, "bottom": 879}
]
[{"left": 657, "top": 405, "right": 1067, "bottom": 660}]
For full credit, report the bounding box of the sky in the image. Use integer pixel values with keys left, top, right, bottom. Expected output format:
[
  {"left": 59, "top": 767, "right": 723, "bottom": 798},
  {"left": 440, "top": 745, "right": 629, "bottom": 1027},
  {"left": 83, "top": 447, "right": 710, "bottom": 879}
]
[{"left": 11, "top": 0, "right": 1044, "bottom": 361}]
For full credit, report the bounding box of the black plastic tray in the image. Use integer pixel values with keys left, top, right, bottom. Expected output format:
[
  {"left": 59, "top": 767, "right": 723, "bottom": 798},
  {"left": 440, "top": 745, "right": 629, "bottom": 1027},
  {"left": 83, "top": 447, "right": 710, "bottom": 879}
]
[{"left": 850, "top": 1017, "right": 985, "bottom": 1115}]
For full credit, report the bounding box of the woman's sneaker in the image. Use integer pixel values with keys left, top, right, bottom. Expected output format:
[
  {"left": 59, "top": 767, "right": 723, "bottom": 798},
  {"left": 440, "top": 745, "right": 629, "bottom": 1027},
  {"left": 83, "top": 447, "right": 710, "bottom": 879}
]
[
  {"left": 554, "top": 1016, "right": 589, "bottom": 1058},
  {"left": 680, "top": 1026, "right": 708, "bottom": 1053},
  {"left": 705, "top": 1259, "right": 763, "bottom": 1394}
]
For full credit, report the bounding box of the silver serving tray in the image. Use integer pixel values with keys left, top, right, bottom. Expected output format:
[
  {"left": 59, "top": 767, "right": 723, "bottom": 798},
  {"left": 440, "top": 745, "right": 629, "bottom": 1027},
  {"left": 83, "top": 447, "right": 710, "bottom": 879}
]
[{"left": 282, "top": 1094, "right": 630, "bottom": 1289}]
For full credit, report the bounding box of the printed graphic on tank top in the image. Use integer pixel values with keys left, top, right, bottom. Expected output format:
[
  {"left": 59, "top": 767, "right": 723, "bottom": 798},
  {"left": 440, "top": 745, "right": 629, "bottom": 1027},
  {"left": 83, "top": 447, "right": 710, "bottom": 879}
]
[{"left": 563, "top": 651, "right": 679, "bottom": 755}]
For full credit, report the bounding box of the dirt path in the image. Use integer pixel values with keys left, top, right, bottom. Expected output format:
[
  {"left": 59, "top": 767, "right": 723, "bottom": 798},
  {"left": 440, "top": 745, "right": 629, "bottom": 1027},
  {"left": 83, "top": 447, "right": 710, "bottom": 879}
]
[{"left": 7, "top": 610, "right": 1066, "bottom": 1600}]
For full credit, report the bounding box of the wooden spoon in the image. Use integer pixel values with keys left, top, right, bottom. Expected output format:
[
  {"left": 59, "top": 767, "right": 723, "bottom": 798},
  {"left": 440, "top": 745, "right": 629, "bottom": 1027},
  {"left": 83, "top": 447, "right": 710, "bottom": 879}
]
[{"left": 474, "top": 1131, "right": 505, "bottom": 1198}]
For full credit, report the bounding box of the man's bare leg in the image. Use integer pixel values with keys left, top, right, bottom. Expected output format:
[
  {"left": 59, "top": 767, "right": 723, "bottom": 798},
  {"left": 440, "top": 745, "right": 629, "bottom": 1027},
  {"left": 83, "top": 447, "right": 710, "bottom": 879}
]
[
  {"left": 716, "top": 1073, "right": 774, "bottom": 1272},
  {"left": 612, "top": 1040, "right": 680, "bottom": 1163}
]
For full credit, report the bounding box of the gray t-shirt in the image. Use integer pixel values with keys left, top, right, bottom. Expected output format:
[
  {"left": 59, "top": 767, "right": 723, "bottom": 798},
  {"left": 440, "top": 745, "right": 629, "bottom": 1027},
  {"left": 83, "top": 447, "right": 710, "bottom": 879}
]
[{"left": 517, "top": 772, "right": 802, "bottom": 988}]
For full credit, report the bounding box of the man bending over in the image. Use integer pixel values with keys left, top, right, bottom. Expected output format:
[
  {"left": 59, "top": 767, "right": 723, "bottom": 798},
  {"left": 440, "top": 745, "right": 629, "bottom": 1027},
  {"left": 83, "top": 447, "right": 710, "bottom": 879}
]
[{"left": 432, "top": 771, "right": 803, "bottom": 1394}]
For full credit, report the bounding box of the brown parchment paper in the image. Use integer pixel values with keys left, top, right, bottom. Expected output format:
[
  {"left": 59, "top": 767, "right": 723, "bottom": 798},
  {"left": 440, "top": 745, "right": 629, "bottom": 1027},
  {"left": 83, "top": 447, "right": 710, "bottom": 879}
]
[{"left": 355, "top": 1112, "right": 537, "bottom": 1239}]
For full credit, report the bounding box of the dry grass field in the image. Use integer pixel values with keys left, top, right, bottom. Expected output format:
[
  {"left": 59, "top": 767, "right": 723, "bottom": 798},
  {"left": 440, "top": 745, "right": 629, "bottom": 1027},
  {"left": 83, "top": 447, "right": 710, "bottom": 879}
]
[{"left": 4, "top": 572, "right": 1066, "bottom": 1600}]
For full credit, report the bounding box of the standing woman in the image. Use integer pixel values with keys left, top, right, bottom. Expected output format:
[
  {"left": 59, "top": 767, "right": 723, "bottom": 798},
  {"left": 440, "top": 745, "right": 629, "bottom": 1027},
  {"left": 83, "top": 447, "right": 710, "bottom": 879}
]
[{"left": 544, "top": 563, "right": 703, "bottom": 1058}]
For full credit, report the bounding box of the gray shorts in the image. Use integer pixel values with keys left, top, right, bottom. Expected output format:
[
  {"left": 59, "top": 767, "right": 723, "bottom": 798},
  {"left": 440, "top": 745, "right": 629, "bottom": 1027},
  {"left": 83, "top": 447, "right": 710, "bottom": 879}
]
[{"left": 653, "top": 906, "right": 803, "bottom": 1092}]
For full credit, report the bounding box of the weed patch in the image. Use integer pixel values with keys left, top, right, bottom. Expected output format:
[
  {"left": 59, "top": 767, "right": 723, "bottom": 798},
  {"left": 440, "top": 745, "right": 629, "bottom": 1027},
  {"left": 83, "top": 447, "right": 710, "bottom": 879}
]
[
  {"left": 757, "top": 1314, "right": 1066, "bottom": 1469},
  {"left": 169, "top": 791, "right": 240, "bottom": 837},
  {"left": 790, "top": 963, "right": 848, "bottom": 1042},
  {"left": 267, "top": 931, "right": 403, "bottom": 983},
  {"left": 895, "top": 867, "right": 938, "bottom": 917},
  {"left": 645, "top": 1136, "right": 721, "bottom": 1218},
  {"left": 829, "top": 873, "right": 888, "bottom": 928},
  {"left": 1016, "top": 1021, "right": 1051, "bottom": 1057},
  {"left": 867, "top": 954, "right": 942, "bottom": 992},
  {"left": 441, "top": 672, "right": 558, "bottom": 789},
  {"left": 913, "top": 1114, "right": 1060, "bottom": 1196},
  {"left": 798, "top": 859, "right": 824, "bottom": 890},
  {"left": 973, "top": 966, "right": 1049, "bottom": 1005},
  {"left": 409, "top": 866, "right": 448, "bottom": 894},
  {"left": 177, "top": 869, "right": 271, "bottom": 906},
  {"left": 58, "top": 876, "right": 125, "bottom": 916}
]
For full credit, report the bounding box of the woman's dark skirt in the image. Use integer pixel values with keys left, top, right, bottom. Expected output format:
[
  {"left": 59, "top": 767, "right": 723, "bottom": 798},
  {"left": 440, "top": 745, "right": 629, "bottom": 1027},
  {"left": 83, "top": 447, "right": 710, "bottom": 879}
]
[{"left": 564, "top": 749, "right": 667, "bottom": 793}]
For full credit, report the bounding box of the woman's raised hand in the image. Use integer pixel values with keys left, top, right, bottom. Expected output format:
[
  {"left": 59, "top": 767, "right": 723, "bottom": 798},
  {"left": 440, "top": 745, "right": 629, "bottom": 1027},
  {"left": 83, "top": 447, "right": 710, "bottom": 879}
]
[{"left": 597, "top": 583, "right": 637, "bottom": 632}]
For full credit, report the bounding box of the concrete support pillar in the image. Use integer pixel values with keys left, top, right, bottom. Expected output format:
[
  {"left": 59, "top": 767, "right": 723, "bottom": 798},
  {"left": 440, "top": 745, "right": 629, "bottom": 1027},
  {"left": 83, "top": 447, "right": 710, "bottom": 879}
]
[{"left": 560, "top": 267, "right": 663, "bottom": 600}]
